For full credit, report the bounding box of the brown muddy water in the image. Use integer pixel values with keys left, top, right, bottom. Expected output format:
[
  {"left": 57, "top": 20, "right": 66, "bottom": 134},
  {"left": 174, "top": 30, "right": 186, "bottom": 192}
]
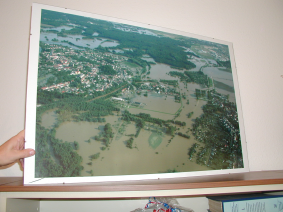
[
  {"left": 41, "top": 109, "right": 57, "bottom": 129},
  {"left": 41, "top": 107, "right": 208, "bottom": 177},
  {"left": 53, "top": 119, "right": 207, "bottom": 177}
]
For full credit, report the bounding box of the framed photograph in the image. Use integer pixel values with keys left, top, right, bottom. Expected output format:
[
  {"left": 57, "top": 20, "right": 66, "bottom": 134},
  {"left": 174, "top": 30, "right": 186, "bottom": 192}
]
[{"left": 24, "top": 3, "right": 249, "bottom": 184}]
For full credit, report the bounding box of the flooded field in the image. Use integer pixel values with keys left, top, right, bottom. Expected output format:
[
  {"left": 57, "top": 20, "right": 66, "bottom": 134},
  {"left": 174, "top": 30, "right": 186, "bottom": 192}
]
[
  {"left": 39, "top": 76, "right": 212, "bottom": 177},
  {"left": 53, "top": 118, "right": 207, "bottom": 176},
  {"left": 39, "top": 58, "right": 221, "bottom": 176},
  {"left": 129, "top": 94, "right": 179, "bottom": 120},
  {"left": 41, "top": 109, "right": 57, "bottom": 129}
]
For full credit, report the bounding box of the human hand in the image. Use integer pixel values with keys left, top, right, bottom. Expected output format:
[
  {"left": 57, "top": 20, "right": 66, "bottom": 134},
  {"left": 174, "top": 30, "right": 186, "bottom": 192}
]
[{"left": 0, "top": 130, "right": 35, "bottom": 169}]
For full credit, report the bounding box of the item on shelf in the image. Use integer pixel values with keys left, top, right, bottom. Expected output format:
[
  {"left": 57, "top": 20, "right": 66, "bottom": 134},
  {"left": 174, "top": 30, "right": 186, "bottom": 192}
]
[
  {"left": 207, "top": 193, "right": 283, "bottom": 212},
  {"left": 131, "top": 197, "right": 194, "bottom": 212}
]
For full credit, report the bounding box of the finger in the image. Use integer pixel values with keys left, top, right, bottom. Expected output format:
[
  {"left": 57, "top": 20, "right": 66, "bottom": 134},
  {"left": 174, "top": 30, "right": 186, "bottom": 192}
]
[
  {"left": 16, "top": 130, "right": 26, "bottom": 148},
  {"left": 15, "top": 149, "right": 35, "bottom": 160},
  {"left": 17, "top": 130, "right": 25, "bottom": 138},
  {"left": 6, "top": 130, "right": 26, "bottom": 150},
  {"left": 20, "top": 159, "right": 24, "bottom": 169},
  {"left": 13, "top": 130, "right": 25, "bottom": 144}
]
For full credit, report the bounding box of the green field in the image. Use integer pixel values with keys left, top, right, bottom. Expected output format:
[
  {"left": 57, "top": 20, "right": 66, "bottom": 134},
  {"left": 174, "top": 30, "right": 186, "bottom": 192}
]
[{"left": 148, "top": 132, "right": 163, "bottom": 149}]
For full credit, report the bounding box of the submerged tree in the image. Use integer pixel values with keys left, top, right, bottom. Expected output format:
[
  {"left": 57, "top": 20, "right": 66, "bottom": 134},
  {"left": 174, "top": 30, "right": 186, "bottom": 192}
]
[
  {"left": 74, "top": 141, "right": 79, "bottom": 150},
  {"left": 126, "top": 137, "right": 134, "bottom": 149},
  {"left": 89, "top": 152, "right": 100, "bottom": 160}
]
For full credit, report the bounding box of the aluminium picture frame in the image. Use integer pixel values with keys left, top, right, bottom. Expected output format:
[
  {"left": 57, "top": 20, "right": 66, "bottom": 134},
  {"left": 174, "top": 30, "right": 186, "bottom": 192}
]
[{"left": 24, "top": 3, "right": 249, "bottom": 185}]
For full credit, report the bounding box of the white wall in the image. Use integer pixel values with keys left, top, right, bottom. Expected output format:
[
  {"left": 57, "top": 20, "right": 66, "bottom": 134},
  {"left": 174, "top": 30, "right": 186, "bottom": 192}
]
[
  {"left": 39, "top": 198, "right": 206, "bottom": 212},
  {"left": 5, "top": 197, "right": 208, "bottom": 212},
  {"left": 0, "top": 0, "right": 283, "bottom": 177}
]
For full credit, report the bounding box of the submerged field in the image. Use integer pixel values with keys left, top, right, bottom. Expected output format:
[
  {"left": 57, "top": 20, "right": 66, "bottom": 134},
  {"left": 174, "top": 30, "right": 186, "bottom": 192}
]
[{"left": 40, "top": 86, "right": 209, "bottom": 177}]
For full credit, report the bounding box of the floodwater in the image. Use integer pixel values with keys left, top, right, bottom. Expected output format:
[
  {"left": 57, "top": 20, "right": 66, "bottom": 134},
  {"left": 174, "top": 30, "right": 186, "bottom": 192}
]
[
  {"left": 202, "top": 67, "right": 234, "bottom": 87},
  {"left": 148, "top": 59, "right": 236, "bottom": 102},
  {"left": 114, "top": 26, "right": 159, "bottom": 37},
  {"left": 141, "top": 55, "right": 156, "bottom": 63},
  {"left": 41, "top": 60, "right": 212, "bottom": 177},
  {"left": 202, "top": 66, "right": 236, "bottom": 102},
  {"left": 41, "top": 109, "right": 58, "bottom": 129},
  {"left": 54, "top": 117, "right": 207, "bottom": 177},
  {"left": 129, "top": 94, "right": 179, "bottom": 120},
  {"left": 40, "top": 25, "right": 119, "bottom": 49},
  {"left": 148, "top": 63, "right": 183, "bottom": 80}
]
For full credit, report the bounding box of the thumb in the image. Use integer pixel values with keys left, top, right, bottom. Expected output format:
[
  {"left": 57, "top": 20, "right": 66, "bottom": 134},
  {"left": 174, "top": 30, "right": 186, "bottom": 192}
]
[{"left": 14, "top": 149, "right": 35, "bottom": 160}]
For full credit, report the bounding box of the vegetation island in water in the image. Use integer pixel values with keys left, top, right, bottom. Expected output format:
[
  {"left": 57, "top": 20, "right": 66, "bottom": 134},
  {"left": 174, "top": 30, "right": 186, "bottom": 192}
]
[{"left": 35, "top": 9, "right": 244, "bottom": 178}]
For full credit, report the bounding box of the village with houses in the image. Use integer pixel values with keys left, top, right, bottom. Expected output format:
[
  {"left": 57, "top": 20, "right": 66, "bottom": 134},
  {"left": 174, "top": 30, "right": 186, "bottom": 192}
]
[
  {"left": 38, "top": 42, "right": 185, "bottom": 107},
  {"left": 38, "top": 43, "right": 130, "bottom": 95}
]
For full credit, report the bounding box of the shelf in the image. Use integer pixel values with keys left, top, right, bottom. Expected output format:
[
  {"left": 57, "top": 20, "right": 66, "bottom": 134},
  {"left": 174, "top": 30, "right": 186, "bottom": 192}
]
[
  {"left": 1, "top": 170, "right": 283, "bottom": 198},
  {"left": 1, "top": 171, "right": 283, "bottom": 212}
]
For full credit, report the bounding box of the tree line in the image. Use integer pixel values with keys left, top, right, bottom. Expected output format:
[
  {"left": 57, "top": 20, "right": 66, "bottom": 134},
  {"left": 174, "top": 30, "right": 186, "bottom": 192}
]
[
  {"left": 169, "top": 70, "right": 211, "bottom": 87},
  {"left": 35, "top": 125, "right": 84, "bottom": 177},
  {"left": 122, "top": 111, "right": 186, "bottom": 137}
]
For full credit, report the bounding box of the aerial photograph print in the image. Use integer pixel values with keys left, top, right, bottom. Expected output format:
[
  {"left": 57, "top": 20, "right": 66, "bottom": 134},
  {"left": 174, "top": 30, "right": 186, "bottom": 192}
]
[{"left": 33, "top": 7, "right": 246, "bottom": 180}]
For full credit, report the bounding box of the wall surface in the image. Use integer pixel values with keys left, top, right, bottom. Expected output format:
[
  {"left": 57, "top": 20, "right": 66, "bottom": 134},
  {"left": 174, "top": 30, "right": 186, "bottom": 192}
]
[{"left": 0, "top": 0, "right": 282, "bottom": 177}]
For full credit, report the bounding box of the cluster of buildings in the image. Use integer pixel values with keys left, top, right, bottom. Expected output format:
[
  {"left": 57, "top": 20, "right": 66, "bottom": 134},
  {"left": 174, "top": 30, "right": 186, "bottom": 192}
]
[
  {"left": 39, "top": 43, "right": 130, "bottom": 94},
  {"left": 41, "top": 82, "right": 70, "bottom": 92},
  {"left": 191, "top": 90, "right": 241, "bottom": 167}
]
